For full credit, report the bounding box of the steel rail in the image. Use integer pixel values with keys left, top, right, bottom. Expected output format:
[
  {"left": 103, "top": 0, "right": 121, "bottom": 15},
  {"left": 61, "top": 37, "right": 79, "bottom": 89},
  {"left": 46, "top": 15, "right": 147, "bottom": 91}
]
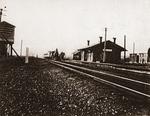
[
  {"left": 69, "top": 60, "right": 150, "bottom": 75},
  {"left": 54, "top": 60, "right": 150, "bottom": 86},
  {"left": 50, "top": 60, "right": 150, "bottom": 99}
]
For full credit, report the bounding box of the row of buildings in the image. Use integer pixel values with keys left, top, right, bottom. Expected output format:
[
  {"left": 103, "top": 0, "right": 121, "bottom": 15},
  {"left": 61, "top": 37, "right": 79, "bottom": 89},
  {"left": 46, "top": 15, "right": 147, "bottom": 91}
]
[{"left": 130, "top": 50, "right": 150, "bottom": 64}]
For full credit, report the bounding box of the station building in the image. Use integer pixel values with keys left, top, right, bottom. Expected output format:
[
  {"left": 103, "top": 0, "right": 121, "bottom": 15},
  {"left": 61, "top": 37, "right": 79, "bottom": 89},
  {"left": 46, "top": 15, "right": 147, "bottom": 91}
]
[{"left": 73, "top": 37, "right": 126, "bottom": 64}]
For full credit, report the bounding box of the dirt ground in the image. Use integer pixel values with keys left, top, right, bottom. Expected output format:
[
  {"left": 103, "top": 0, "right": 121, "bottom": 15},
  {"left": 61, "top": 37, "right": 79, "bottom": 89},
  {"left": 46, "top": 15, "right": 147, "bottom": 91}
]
[{"left": 0, "top": 57, "right": 149, "bottom": 116}]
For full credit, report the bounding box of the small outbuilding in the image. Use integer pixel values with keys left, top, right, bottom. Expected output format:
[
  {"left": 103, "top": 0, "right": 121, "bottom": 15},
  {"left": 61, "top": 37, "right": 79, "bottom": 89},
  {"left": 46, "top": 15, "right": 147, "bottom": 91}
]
[
  {"left": 74, "top": 38, "right": 126, "bottom": 64},
  {"left": 129, "top": 53, "right": 139, "bottom": 64},
  {"left": 139, "top": 53, "right": 148, "bottom": 64}
]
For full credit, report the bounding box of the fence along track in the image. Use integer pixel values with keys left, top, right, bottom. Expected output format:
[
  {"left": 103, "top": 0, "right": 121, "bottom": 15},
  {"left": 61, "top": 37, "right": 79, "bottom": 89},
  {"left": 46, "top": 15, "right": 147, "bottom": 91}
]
[{"left": 49, "top": 60, "right": 150, "bottom": 101}]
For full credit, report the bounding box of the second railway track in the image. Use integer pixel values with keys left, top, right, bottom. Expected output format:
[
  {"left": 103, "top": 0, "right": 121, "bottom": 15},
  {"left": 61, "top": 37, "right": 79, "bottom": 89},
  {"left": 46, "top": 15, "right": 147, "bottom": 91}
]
[{"left": 49, "top": 60, "right": 150, "bottom": 102}]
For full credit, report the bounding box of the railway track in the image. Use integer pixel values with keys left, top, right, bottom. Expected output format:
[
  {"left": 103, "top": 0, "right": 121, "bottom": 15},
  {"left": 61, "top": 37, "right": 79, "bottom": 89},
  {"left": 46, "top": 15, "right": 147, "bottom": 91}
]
[
  {"left": 49, "top": 60, "right": 150, "bottom": 102},
  {"left": 63, "top": 60, "right": 150, "bottom": 84}
]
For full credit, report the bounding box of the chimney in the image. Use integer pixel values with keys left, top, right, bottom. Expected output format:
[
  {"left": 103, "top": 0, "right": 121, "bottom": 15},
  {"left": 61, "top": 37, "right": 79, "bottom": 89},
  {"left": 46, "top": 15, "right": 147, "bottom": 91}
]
[
  {"left": 99, "top": 36, "right": 102, "bottom": 43},
  {"left": 87, "top": 40, "right": 90, "bottom": 46},
  {"left": 113, "top": 37, "right": 116, "bottom": 44}
]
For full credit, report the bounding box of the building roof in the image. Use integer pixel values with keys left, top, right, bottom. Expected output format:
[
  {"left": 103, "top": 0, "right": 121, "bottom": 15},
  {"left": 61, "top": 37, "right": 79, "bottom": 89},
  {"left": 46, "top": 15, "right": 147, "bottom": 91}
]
[
  {"left": 78, "top": 40, "right": 127, "bottom": 51},
  {"left": 0, "top": 21, "right": 15, "bottom": 28},
  {"left": 73, "top": 50, "right": 80, "bottom": 55}
]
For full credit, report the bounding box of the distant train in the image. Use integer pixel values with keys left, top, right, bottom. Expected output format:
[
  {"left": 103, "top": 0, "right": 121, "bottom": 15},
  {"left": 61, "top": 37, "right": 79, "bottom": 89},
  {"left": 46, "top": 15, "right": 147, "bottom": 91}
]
[{"left": 44, "top": 49, "right": 65, "bottom": 61}]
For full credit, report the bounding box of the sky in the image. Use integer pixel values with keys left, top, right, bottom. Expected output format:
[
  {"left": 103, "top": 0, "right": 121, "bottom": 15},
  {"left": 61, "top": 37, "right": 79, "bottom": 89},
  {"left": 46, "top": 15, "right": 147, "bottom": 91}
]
[{"left": 0, "top": 0, "right": 150, "bottom": 57}]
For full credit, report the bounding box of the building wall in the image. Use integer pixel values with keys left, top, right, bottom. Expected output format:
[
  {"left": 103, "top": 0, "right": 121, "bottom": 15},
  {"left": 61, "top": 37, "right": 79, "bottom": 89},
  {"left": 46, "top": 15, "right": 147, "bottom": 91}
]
[
  {"left": 129, "top": 54, "right": 139, "bottom": 63},
  {"left": 87, "top": 52, "right": 93, "bottom": 62},
  {"left": 139, "top": 53, "right": 148, "bottom": 64},
  {"left": 81, "top": 51, "right": 85, "bottom": 61},
  {"left": 92, "top": 45, "right": 103, "bottom": 62},
  {"left": 102, "top": 43, "right": 122, "bottom": 63},
  {"left": 81, "top": 44, "right": 122, "bottom": 63},
  {"left": 73, "top": 52, "right": 81, "bottom": 60},
  {"left": 104, "top": 42, "right": 122, "bottom": 63},
  {"left": 111, "top": 48, "right": 121, "bottom": 63}
]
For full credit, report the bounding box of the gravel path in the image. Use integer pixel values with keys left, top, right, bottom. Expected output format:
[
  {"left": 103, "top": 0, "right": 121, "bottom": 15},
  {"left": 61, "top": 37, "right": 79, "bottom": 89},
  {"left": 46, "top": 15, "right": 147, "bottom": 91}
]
[{"left": 0, "top": 58, "right": 149, "bottom": 115}]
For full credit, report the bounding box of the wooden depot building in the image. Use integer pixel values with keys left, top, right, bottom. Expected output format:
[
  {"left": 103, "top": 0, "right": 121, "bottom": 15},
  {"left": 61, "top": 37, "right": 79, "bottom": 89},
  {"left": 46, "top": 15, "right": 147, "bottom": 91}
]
[{"left": 73, "top": 37, "right": 126, "bottom": 64}]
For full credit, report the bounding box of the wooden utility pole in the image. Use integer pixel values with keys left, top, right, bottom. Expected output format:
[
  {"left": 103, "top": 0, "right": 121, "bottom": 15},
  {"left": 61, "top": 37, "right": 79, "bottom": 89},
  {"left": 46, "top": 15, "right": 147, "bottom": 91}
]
[
  {"left": 0, "top": 9, "right": 2, "bottom": 22},
  {"left": 25, "top": 47, "right": 29, "bottom": 63},
  {"left": 133, "top": 42, "right": 135, "bottom": 63},
  {"left": 20, "top": 40, "right": 23, "bottom": 56},
  {"left": 124, "top": 35, "right": 126, "bottom": 61},
  {"left": 10, "top": 44, "right": 13, "bottom": 56},
  {"left": 103, "top": 28, "right": 107, "bottom": 62},
  {"left": 133, "top": 42, "right": 135, "bottom": 55}
]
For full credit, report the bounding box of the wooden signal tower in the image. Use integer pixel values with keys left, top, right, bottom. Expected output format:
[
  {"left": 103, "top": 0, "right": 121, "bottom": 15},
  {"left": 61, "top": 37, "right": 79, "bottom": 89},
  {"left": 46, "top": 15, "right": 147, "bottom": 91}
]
[{"left": 0, "top": 7, "right": 15, "bottom": 57}]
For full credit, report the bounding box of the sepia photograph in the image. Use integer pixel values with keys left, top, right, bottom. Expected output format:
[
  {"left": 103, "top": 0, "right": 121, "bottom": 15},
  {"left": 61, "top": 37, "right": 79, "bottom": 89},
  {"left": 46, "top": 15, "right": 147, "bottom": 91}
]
[{"left": 0, "top": 0, "right": 150, "bottom": 115}]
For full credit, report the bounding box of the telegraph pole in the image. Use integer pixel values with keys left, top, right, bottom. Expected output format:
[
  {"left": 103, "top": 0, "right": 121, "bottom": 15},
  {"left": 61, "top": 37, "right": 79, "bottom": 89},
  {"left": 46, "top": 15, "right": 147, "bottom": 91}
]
[
  {"left": 124, "top": 35, "right": 126, "bottom": 62},
  {"left": 133, "top": 42, "right": 135, "bottom": 63},
  {"left": 103, "top": 28, "right": 107, "bottom": 62},
  {"left": 133, "top": 42, "right": 135, "bottom": 55},
  {"left": 0, "top": 9, "right": 2, "bottom": 22},
  {"left": 20, "top": 40, "right": 23, "bottom": 56},
  {"left": 0, "top": 6, "right": 7, "bottom": 22},
  {"left": 25, "top": 47, "right": 29, "bottom": 63}
]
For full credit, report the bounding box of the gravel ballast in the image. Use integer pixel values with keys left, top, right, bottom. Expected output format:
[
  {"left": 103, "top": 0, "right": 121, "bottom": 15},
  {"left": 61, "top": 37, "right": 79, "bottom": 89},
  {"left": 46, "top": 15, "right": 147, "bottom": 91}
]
[{"left": 0, "top": 58, "right": 149, "bottom": 115}]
